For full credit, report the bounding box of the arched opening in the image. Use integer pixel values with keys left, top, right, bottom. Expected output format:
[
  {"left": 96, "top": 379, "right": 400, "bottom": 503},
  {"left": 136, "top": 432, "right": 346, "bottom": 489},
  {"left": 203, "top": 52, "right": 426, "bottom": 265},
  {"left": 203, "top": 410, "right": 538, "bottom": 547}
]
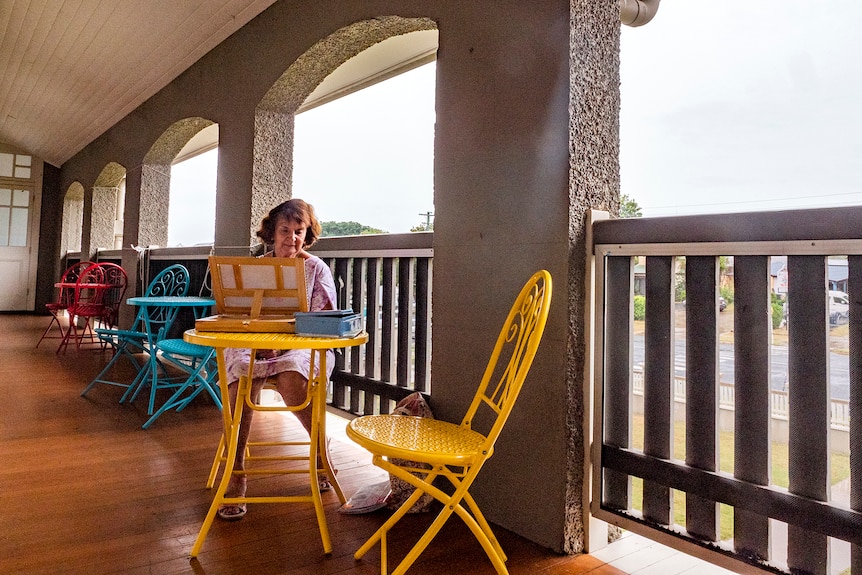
[
  {"left": 91, "top": 162, "right": 126, "bottom": 252},
  {"left": 61, "top": 182, "right": 85, "bottom": 256},
  {"left": 139, "top": 117, "right": 216, "bottom": 248},
  {"left": 252, "top": 16, "right": 438, "bottom": 244},
  {"left": 169, "top": 123, "right": 219, "bottom": 246},
  {"left": 293, "top": 50, "right": 436, "bottom": 234}
]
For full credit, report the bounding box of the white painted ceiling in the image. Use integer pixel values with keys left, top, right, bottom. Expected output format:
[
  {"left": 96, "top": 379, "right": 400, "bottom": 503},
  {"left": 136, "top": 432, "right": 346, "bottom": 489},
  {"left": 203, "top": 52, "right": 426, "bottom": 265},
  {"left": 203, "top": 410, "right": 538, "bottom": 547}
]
[
  {"left": 0, "top": 0, "right": 279, "bottom": 167},
  {"left": 1, "top": 1, "right": 439, "bottom": 168}
]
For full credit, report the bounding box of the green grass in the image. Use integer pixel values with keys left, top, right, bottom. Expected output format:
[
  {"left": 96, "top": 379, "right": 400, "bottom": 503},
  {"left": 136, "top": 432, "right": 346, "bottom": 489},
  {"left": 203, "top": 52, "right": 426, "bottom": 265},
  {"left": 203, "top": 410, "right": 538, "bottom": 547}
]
[{"left": 628, "top": 415, "right": 850, "bottom": 540}]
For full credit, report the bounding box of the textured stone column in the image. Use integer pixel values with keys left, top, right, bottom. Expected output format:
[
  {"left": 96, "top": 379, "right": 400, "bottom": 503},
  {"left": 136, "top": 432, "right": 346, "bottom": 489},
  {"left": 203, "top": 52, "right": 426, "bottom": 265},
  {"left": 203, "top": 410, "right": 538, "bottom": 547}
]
[
  {"left": 138, "top": 163, "right": 170, "bottom": 249},
  {"left": 564, "top": 0, "right": 622, "bottom": 553},
  {"left": 90, "top": 186, "right": 118, "bottom": 251}
]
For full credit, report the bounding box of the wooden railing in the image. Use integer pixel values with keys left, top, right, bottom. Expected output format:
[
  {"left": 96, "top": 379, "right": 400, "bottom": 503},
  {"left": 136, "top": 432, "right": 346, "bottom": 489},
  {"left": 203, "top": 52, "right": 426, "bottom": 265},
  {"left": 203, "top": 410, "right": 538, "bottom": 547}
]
[
  {"left": 84, "top": 232, "right": 433, "bottom": 418},
  {"left": 590, "top": 207, "right": 862, "bottom": 575},
  {"left": 311, "top": 233, "right": 433, "bottom": 415},
  {"left": 631, "top": 370, "right": 851, "bottom": 448}
]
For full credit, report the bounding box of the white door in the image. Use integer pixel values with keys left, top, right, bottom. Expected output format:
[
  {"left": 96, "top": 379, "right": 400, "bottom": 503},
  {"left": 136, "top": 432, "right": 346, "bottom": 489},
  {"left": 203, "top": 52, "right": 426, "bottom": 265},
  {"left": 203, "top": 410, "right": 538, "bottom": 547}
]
[{"left": 0, "top": 185, "right": 40, "bottom": 310}]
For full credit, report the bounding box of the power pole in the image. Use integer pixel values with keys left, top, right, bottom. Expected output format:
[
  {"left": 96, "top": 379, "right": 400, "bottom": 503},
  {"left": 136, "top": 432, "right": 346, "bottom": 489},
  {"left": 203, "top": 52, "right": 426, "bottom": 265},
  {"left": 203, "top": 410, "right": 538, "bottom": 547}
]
[{"left": 419, "top": 211, "right": 434, "bottom": 228}]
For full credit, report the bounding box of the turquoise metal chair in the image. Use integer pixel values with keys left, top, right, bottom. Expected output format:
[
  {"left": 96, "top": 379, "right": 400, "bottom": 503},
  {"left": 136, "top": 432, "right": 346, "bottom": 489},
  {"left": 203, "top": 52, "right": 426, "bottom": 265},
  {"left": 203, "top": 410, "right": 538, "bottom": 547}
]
[
  {"left": 140, "top": 338, "right": 220, "bottom": 429},
  {"left": 82, "top": 264, "right": 190, "bottom": 399}
]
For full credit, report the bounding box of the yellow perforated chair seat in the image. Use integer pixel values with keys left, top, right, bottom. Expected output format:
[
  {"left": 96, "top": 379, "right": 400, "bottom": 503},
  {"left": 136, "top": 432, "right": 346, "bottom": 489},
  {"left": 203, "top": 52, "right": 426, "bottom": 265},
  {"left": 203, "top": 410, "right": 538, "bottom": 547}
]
[{"left": 347, "top": 415, "right": 487, "bottom": 467}]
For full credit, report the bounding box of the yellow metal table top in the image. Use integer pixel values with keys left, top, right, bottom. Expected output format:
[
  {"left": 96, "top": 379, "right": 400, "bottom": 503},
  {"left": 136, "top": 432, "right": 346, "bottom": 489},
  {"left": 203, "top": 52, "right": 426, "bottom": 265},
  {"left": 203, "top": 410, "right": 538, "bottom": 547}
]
[{"left": 183, "top": 329, "right": 368, "bottom": 350}]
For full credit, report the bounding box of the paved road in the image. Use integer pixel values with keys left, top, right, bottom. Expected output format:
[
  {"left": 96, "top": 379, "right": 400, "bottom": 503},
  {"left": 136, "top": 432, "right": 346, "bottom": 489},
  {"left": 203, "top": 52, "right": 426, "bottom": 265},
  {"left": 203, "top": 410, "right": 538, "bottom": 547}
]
[{"left": 632, "top": 336, "right": 849, "bottom": 401}]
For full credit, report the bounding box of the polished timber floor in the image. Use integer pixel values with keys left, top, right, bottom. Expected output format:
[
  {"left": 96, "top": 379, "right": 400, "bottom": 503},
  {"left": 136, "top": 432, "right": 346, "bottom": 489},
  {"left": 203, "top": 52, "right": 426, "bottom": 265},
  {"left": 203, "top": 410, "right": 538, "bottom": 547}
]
[{"left": 1, "top": 313, "right": 736, "bottom": 575}]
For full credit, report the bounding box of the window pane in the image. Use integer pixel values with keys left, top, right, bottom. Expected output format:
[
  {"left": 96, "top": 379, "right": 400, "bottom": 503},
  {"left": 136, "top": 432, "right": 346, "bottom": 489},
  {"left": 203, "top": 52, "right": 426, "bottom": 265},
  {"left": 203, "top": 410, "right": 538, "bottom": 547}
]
[
  {"left": 0, "top": 188, "right": 10, "bottom": 205},
  {"left": 0, "top": 154, "right": 12, "bottom": 178},
  {"left": 12, "top": 189, "right": 28, "bottom": 207},
  {"left": 13, "top": 167, "right": 31, "bottom": 179},
  {"left": 9, "top": 207, "right": 27, "bottom": 246},
  {"left": 0, "top": 207, "right": 9, "bottom": 246},
  {"left": 15, "top": 154, "right": 31, "bottom": 167}
]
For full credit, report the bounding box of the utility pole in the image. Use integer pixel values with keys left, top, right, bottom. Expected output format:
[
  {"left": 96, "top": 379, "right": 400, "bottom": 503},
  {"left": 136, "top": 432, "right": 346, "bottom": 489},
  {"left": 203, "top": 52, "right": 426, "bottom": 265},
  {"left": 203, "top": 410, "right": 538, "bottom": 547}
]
[{"left": 419, "top": 211, "right": 434, "bottom": 228}]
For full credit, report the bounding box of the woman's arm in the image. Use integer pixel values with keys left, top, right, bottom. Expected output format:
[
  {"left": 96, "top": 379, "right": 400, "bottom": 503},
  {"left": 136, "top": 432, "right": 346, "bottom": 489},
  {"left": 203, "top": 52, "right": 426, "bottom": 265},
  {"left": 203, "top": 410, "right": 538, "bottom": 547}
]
[{"left": 309, "top": 258, "right": 337, "bottom": 312}]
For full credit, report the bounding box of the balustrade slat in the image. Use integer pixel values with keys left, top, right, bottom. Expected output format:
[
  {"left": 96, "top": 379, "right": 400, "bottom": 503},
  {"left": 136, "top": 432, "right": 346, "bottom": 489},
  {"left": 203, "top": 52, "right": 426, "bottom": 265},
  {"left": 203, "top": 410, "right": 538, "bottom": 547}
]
[
  {"left": 320, "top": 249, "right": 431, "bottom": 415},
  {"left": 787, "top": 255, "right": 829, "bottom": 575},
  {"left": 396, "top": 258, "right": 413, "bottom": 387},
  {"left": 414, "top": 258, "right": 431, "bottom": 393},
  {"left": 733, "top": 255, "right": 771, "bottom": 559},
  {"left": 642, "top": 256, "right": 674, "bottom": 526},
  {"left": 602, "top": 255, "right": 633, "bottom": 511},
  {"left": 684, "top": 256, "right": 719, "bottom": 541},
  {"left": 350, "top": 258, "right": 363, "bottom": 375},
  {"left": 850, "top": 255, "right": 862, "bottom": 574},
  {"left": 381, "top": 258, "right": 396, "bottom": 383},
  {"left": 365, "top": 258, "right": 380, "bottom": 379},
  {"left": 334, "top": 258, "right": 350, "bottom": 311}
]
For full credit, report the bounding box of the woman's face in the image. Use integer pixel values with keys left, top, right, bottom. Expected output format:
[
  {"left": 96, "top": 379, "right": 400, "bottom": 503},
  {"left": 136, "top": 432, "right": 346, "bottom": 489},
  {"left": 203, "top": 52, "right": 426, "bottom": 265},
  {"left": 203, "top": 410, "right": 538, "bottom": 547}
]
[{"left": 272, "top": 216, "right": 307, "bottom": 258}]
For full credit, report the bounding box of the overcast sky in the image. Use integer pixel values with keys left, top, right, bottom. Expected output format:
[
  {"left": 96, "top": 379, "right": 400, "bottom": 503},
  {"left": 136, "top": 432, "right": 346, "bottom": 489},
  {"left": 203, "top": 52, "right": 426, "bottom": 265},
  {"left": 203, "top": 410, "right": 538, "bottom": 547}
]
[
  {"left": 621, "top": 0, "right": 862, "bottom": 217},
  {"left": 293, "top": 63, "right": 436, "bottom": 234},
  {"left": 169, "top": 2, "right": 862, "bottom": 245}
]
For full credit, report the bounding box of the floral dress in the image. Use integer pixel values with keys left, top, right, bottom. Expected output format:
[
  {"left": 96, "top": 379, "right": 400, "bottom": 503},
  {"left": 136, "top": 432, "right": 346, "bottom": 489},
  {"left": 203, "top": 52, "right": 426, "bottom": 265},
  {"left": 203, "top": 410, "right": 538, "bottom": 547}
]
[{"left": 223, "top": 254, "right": 337, "bottom": 383}]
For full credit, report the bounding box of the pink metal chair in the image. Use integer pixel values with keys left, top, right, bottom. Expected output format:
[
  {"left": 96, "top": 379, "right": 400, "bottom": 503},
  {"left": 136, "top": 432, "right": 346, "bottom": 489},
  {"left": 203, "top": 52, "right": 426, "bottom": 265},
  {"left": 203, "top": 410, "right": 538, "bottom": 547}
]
[
  {"left": 59, "top": 263, "right": 108, "bottom": 352},
  {"left": 96, "top": 263, "right": 128, "bottom": 331},
  {"left": 37, "top": 261, "right": 95, "bottom": 351}
]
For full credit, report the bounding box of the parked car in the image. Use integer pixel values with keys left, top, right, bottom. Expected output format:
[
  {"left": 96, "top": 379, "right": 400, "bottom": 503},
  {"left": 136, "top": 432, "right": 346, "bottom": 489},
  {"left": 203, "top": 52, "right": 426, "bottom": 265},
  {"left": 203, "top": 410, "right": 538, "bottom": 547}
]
[{"left": 829, "top": 290, "right": 849, "bottom": 326}]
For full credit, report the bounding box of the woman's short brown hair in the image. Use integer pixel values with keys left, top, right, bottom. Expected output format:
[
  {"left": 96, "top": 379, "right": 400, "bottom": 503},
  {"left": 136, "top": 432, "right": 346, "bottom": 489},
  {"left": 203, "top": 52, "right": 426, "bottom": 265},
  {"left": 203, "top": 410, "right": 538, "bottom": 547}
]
[{"left": 256, "top": 199, "right": 322, "bottom": 248}]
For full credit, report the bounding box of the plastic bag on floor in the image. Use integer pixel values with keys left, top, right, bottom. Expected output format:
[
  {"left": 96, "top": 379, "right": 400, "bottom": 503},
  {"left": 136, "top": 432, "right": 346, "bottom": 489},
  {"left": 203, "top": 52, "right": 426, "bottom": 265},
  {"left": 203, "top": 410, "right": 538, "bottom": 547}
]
[{"left": 387, "top": 392, "right": 435, "bottom": 513}]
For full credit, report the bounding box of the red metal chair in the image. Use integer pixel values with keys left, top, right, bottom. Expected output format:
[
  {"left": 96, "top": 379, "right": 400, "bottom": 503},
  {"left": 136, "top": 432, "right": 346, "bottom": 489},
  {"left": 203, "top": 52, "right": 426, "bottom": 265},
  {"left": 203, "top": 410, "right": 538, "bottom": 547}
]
[
  {"left": 96, "top": 263, "right": 128, "bottom": 331},
  {"left": 59, "top": 263, "right": 108, "bottom": 352},
  {"left": 36, "top": 261, "right": 95, "bottom": 351}
]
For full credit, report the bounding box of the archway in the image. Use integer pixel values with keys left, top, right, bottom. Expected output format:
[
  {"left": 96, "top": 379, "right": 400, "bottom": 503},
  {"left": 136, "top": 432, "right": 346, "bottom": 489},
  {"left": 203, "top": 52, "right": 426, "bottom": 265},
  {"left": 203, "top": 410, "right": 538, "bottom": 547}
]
[
  {"left": 138, "top": 117, "right": 216, "bottom": 248},
  {"left": 61, "top": 182, "right": 85, "bottom": 257},
  {"left": 251, "top": 15, "right": 437, "bottom": 244},
  {"left": 91, "top": 162, "right": 126, "bottom": 252}
]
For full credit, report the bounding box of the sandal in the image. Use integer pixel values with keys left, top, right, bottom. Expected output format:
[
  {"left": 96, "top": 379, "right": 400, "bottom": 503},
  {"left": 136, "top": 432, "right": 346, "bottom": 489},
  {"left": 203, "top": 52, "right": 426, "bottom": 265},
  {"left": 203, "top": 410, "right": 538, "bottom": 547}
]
[
  {"left": 217, "top": 503, "right": 247, "bottom": 521},
  {"left": 317, "top": 441, "right": 337, "bottom": 493},
  {"left": 217, "top": 475, "right": 247, "bottom": 520}
]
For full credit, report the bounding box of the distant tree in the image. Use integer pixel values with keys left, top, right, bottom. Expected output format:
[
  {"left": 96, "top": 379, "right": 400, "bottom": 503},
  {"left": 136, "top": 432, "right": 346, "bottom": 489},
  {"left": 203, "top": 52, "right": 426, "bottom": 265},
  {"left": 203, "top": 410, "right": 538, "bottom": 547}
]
[
  {"left": 320, "top": 221, "right": 386, "bottom": 237},
  {"left": 410, "top": 221, "right": 434, "bottom": 232},
  {"left": 412, "top": 211, "right": 434, "bottom": 232},
  {"left": 633, "top": 295, "right": 646, "bottom": 321},
  {"left": 619, "top": 194, "right": 643, "bottom": 218}
]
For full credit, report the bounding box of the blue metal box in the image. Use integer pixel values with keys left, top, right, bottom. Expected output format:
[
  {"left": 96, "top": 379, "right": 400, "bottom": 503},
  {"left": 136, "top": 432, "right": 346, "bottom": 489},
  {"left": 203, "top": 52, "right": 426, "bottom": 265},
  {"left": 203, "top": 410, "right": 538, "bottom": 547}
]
[{"left": 294, "top": 310, "right": 363, "bottom": 337}]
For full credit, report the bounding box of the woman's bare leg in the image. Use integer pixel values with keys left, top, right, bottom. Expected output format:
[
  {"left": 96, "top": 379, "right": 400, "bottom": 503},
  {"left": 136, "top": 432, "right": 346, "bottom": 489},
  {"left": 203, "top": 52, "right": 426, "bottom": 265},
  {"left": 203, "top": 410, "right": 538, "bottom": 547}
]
[
  {"left": 218, "top": 378, "right": 264, "bottom": 519},
  {"left": 273, "top": 371, "right": 334, "bottom": 482},
  {"left": 273, "top": 370, "right": 313, "bottom": 434}
]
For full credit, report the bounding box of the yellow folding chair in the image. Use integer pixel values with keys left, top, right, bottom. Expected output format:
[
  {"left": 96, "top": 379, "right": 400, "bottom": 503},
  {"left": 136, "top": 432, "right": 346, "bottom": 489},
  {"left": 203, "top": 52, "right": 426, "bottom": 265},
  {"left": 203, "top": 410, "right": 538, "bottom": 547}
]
[{"left": 346, "top": 269, "right": 552, "bottom": 575}]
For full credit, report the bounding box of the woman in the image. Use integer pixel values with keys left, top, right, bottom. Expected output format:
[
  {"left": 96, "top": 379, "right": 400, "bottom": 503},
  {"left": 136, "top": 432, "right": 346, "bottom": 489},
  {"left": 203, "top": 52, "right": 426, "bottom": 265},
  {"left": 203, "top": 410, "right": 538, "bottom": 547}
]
[{"left": 218, "top": 198, "right": 336, "bottom": 521}]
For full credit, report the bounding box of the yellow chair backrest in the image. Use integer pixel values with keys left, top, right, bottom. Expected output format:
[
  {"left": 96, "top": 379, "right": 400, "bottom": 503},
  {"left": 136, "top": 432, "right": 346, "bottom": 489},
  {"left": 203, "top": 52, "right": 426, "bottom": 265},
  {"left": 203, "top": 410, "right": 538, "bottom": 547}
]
[{"left": 461, "top": 269, "right": 552, "bottom": 455}]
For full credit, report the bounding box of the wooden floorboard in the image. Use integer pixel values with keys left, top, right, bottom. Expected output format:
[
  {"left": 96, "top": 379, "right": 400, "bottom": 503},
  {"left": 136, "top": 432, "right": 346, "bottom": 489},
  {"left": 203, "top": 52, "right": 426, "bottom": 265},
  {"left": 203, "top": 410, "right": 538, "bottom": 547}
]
[{"left": 1, "top": 313, "right": 633, "bottom": 575}]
